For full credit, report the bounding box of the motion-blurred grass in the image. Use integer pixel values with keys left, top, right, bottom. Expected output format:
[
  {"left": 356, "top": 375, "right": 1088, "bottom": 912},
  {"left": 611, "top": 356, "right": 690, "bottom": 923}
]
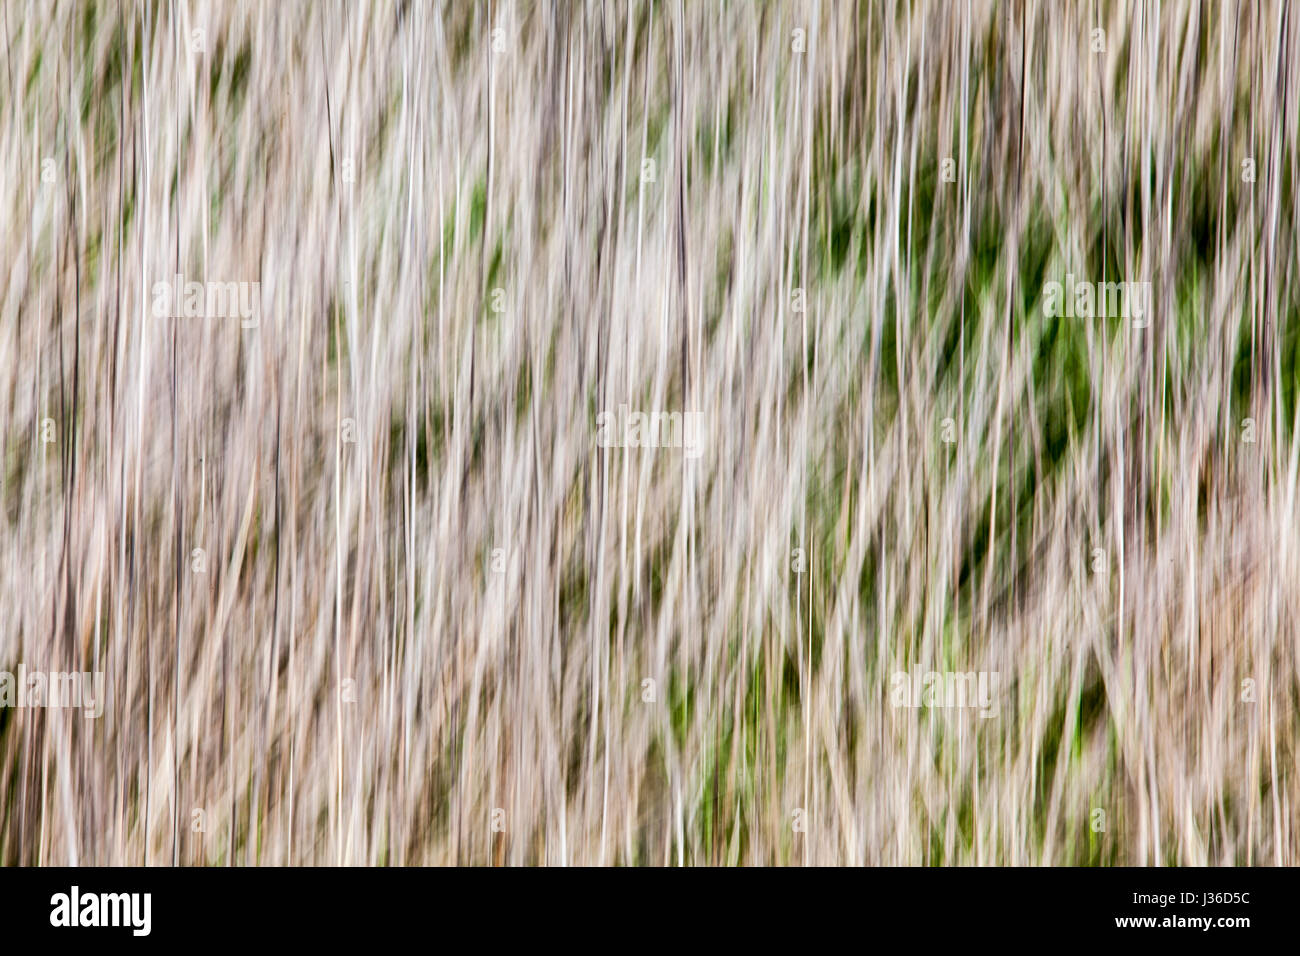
[{"left": 0, "top": 0, "right": 1297, "bottom": 865}]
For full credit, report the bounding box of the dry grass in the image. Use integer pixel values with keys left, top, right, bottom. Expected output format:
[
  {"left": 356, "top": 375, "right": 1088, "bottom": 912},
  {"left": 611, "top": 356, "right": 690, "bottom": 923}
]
[{"left": 1, "top": 0, "right": 1298, "bottom": 865}]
